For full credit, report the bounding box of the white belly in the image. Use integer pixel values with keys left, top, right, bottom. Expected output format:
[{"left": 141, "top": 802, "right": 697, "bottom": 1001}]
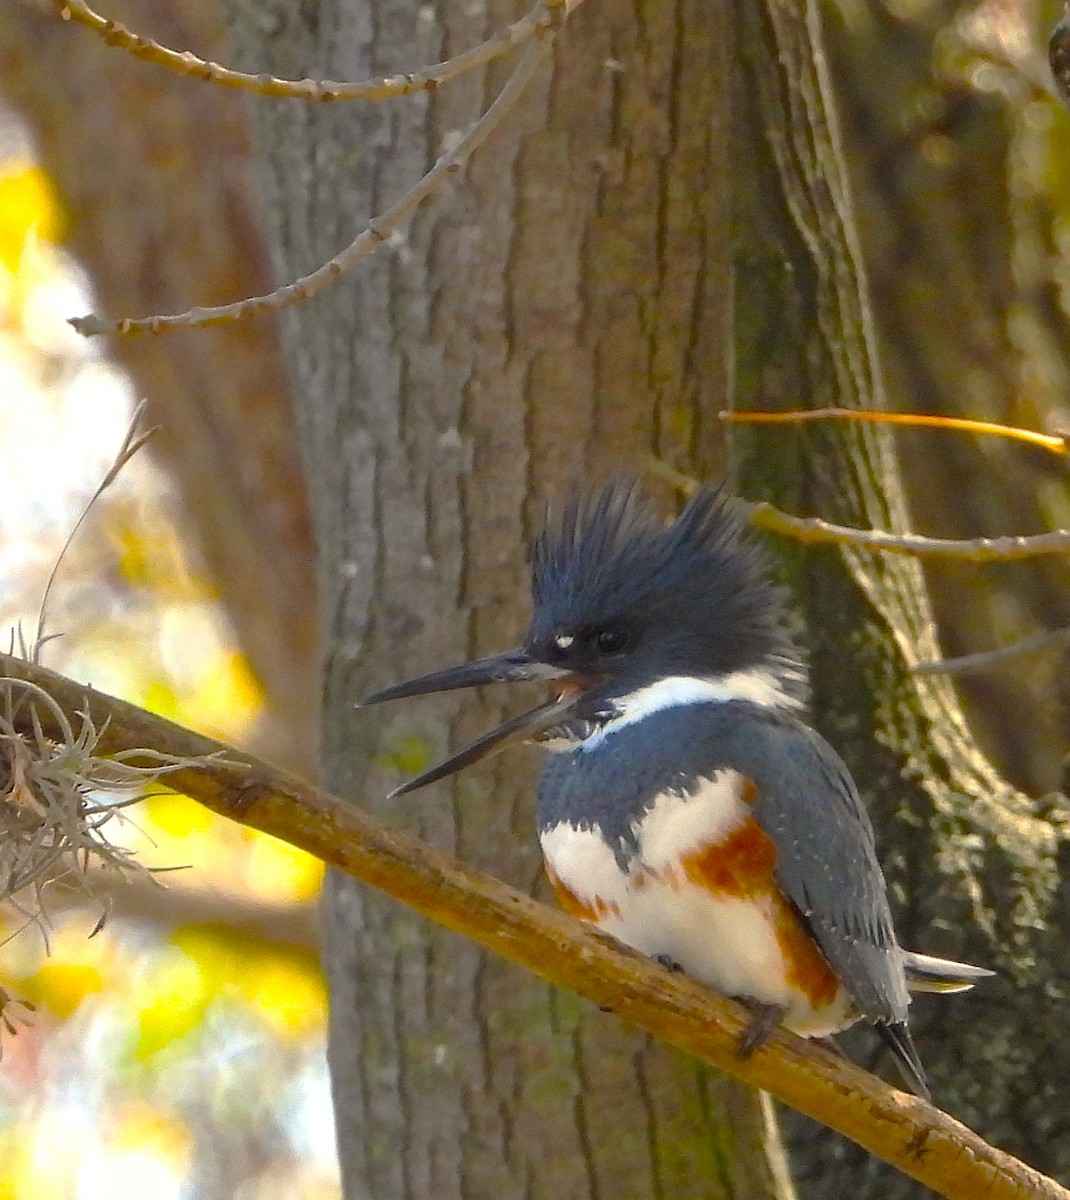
[{"left": 540, "top": 773, "right": 854, "bottom": 1036}]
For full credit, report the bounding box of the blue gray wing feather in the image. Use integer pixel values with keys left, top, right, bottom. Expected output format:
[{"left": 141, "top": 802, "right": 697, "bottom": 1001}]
[{"left": 721, "top": 709, "right": 910, "bottom": 1022}]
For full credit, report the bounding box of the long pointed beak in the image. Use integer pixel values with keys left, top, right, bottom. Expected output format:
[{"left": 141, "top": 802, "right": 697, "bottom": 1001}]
[
  {"left": 386, "top": 692, "right": 583, "bottom": 798},
  {"left": 362, "top": 649, "right": 568, "bottom": 705},
  {"left": 362, "top": 650, "right": 581, "bottom": 797}
]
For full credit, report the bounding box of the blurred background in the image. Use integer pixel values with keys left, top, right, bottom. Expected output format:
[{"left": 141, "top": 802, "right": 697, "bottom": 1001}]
[{"left": 0, "top": 123, "right": 337, "bottom": 1198}]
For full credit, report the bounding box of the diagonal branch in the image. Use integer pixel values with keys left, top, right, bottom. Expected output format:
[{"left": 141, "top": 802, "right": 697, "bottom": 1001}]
[
  {"left": 648, "top": 460, "right": 1070, "bottom": 562},
  {"left": 747, "top": 503, "right": 1070, "bottom": 562},
  {"left": 912, "top": 625, "right": 1070, "bottom": 676},
  {"left": 0, "top": 651, "right": 1063, "bottom": 1200},
  {"left": 56, "top": 0, "right": 566, "bottom": 102}
]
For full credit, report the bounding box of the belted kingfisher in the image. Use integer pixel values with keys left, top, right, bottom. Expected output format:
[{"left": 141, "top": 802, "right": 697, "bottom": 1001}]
[{"left": 364, "top": 479, "right": 992, "bottom": 1099}]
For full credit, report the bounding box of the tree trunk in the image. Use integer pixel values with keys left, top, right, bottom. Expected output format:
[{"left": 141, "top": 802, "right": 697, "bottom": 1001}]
[
  {"left": 224, "top": 0, "right": 1070, "bottom": 1188},
  {"left": 223, "top": 0, "right": 794, "bottom": 1196}
]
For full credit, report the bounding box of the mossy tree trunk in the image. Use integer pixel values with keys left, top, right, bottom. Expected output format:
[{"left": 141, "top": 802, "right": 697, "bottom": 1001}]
[
  {"left": 822, "top": 0, "right": 1070, "bottom": 797},
  {"left": 734, "top": 0, "right": 1070, "bottom": 1194}
]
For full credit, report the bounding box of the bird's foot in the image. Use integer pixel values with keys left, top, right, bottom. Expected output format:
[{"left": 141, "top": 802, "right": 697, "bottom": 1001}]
[{"left": 736, "top": 1001, "right": 786, "bottom": 1059}]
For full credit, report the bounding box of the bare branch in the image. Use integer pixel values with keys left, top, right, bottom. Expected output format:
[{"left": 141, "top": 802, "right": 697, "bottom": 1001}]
[
  {"left": 0, "top": 651, "right": 1064, "bottom": 1200},
  {"left": 913, "top": 626, "right": 1070, "bottom": 677},
  {"left": 56, "top": 0, "right": 565, "bottom": 102},
  {"left": 46, "top": 866, "right": 320, "bottom": 948},
  {"left": 719, "top": 407, "right": 1069, "bottom": 456},
  {"left": 648, "top": 460, "right": 1070, "bottom": 562},
  {"left": 748, "top": 504, "right": 1070, "bottom": 562},
  {"left": 66, "top": 0, "right": 579, "bottom": 337}
]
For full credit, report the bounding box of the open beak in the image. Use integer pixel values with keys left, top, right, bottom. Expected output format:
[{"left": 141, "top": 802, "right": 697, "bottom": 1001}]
[{"left": 362, "top": 650, "right": 580, "bottom": 797}]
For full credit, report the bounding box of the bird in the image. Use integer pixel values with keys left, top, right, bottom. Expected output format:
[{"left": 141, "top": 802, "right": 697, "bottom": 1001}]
[{"left": 363, "top": 478, "right": 992, "bottom": 1099}]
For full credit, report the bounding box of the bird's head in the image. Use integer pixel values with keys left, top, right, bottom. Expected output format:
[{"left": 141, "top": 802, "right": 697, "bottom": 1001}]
[{"left": 363, "top": 478, "right": 805, "bottom": 795}]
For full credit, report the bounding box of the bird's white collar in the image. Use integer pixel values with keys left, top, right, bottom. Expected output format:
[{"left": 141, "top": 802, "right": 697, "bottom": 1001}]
[{"left": 573, "top": 669, "right": 803, "bottom": 752}]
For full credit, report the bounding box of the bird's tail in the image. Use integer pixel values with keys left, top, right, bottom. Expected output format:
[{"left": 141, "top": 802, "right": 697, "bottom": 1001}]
[
  {"left": 902, "top": 951, "right": 995, "bottom": 994},
  {"left": 876, "top": 1021, "right": 930, "bottom": 1101}
]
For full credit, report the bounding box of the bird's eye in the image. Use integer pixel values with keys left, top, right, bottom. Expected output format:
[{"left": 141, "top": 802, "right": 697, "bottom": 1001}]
[{"left": 595, "top": 626, "right": 629, "bottom": 654}]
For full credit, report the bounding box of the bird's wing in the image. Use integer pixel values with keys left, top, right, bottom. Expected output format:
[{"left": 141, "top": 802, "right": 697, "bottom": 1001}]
[{"left": 689, "top": 703, "right": 911, "bottom": 1024}]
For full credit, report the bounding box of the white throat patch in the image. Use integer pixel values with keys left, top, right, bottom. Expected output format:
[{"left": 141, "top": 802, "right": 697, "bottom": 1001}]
[{"left": 577, "top": 669, "right": 801, "bottom": 752}]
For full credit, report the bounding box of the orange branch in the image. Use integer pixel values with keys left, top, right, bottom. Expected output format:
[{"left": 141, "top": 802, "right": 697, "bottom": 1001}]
[{"left": 719, "top": 408, "right": 1067, "bottom": 456}]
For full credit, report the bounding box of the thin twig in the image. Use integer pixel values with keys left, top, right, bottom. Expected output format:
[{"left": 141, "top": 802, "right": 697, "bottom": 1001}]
[
  {"left": 748, "top": 504, "right": 1070, "bottom": 562},
  {"left": 648, "top": 460, "right": 1070, "bottom": 563},
  {"left": 68, "top": 2, "right": 577, "bottom": 337},
  {"left": 718, "top": 408, "right": 1068, "bottom": 456},
  {"left": 56, "top": 0, "right": 566, "bottom": 102},
  {"left": 33, "top": 400, "right": 157, "bottom": 657},
  {"left": 0, "top": 652, "right": 1064, "bottom": 1200},
  {"left": 913, "top": 626, "right": 1070, "bottom": 677}
]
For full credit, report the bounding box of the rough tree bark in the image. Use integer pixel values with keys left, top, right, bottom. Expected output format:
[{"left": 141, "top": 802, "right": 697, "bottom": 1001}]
[
  {"left": 220, "top": 0, "right": 1068, "bottom": 1193},
  {"left": 220, "top": 0, "right": 801, "bottom": 1198}
]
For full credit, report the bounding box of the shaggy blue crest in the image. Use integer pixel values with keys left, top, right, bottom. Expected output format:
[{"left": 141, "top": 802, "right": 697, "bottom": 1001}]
[{"left": 525, "top": 478, "right": 806, "bottom": 696}]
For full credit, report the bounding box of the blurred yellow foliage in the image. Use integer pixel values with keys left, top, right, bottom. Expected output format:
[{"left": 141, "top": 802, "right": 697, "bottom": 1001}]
[
  {"left": 0, "top": 163, "right": 63, "bottom": 272},
  {"left": 246, "top": 832, "right": 325, "bottom": 903},
  {"left": 133, "top": 645, "right": 262, "bottom": 747},
  {"left": 135, "top": 943, "right": 210, "bottom": 1059},
  {"left": 167, "top": 925, "right": 326, "bottom": 1042},
  {"left": 87, "top": 1101, "right": 192, "bottom": 1199},
  {"left": 31, "top": 961, "right": 104, "bottom": 1019},
  {"left": 0, "top": 1128, "right": 23, "bottom": 1200},
  {"left": 169, "top": 924, "right": 237, "bottom": 981},
  {"left": 186, "top": 649, "right": 263, "bottom": 739},
  {"left": 112, "top": 1101, "right": 192, "bottom": 1162},
  {"left": 144, "top": 789, "right": 217, "bottom": 836},
  {"left": 10, "top": 920, "right": 114, "bottom": 1018},
  {"left": 140, "top": 677, "right": 184, "bottom": 724},
  {"left": 0, "top": 1101, "right": 193, "bottom": 1200},
  {"left": 114, "top": 521, "right": 200, "bottom": 596},
  {"left": 238, "top": 945, "right": 327, "bottom": 1039},
  {"left": 0, "top": 1118, "right": 72, "bottom": 1200},
  {"left": 140, "top": 789, "right": 323, "bottom": 905}
]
